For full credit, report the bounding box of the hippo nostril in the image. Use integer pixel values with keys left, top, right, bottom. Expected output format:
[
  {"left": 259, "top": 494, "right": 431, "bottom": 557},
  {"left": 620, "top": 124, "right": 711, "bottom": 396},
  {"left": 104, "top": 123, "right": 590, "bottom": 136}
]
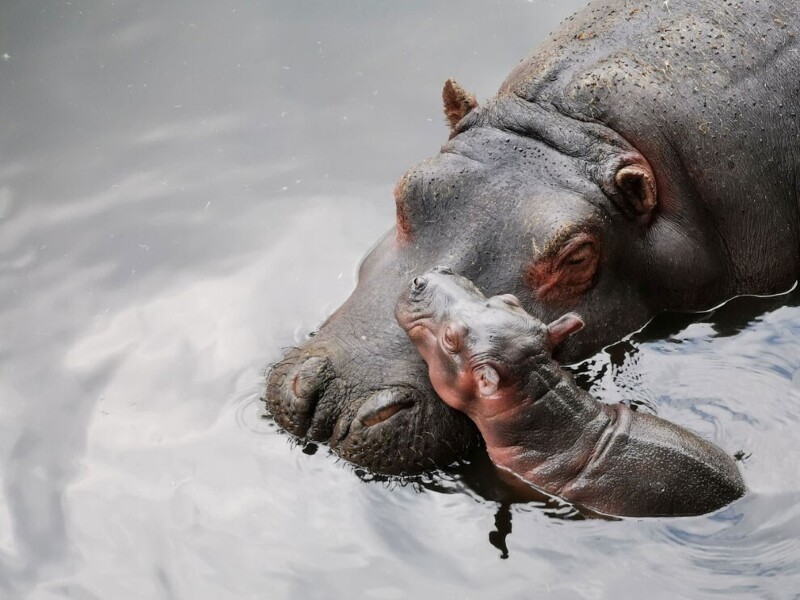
[
  {"left": 266, "top": 353, "right": 338, "bottom": 439},
  {"left": 411, "top": 276, "right": 428, "bottom": 294},
  {"left": 290, "top": 355, "right": 333, "bottom": 414}
]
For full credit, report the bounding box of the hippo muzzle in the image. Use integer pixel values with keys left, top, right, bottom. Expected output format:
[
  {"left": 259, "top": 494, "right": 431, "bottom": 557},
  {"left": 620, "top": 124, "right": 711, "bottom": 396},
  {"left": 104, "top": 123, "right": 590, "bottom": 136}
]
[{"left": 266, "top": 259, "right": 479, "bottom": 474}]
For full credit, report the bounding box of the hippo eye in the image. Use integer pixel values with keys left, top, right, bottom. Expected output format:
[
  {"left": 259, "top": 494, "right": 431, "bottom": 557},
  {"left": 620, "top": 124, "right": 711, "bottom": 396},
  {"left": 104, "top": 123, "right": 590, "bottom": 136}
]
[
  {"left": 564, "top": 244, "right": 593, "bottom": 267},
  {"left": 526, "top": 233, "right": 600, "bottom": 302},
  {"left": 557, "top": 240, "right": 599, "bottom": 287}
]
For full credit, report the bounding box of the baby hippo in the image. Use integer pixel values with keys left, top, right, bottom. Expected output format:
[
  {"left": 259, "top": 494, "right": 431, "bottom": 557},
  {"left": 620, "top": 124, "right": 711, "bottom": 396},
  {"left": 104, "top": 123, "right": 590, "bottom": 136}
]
[{"left": 396, "top": 267, "right": 745, "bottom": 518}]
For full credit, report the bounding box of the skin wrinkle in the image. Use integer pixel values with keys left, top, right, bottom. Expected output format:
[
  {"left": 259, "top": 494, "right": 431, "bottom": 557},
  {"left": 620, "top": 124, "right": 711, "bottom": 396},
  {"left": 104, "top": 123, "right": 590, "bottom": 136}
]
[
  {"left": 307, "top": 376, "right": 350, "bottom": 438},
  {"left": 467, "top": 96, "right": 636, "bottom": 192},
  {"left": 502, "top": 98, "right": 660, "bottom": 226},
  {"left": 547, "top": 410, "right": 612, "bottom": 493},
  {"left": 555, "top": 406, "right": 623, "bottom": 497}
]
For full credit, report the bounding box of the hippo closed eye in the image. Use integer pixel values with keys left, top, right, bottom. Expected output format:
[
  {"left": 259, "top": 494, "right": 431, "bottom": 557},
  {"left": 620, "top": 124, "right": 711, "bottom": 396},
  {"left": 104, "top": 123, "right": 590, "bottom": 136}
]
[{"left": 396, "top": 268, "right": 745, "bottom": 518}]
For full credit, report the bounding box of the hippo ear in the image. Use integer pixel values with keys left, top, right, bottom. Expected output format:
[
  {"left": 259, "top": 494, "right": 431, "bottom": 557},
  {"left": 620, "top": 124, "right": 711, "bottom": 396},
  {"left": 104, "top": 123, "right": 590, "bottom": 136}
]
[
  {"left": 546, "top": 313, "right": 585, "bottom": 349},
  {"left": 614, "top": 162, "right": 657, "bottom": 225},
  {"left": 442, "top": 79, "right": 478, "bottom": 134},
  {"left": 475, "top": 364, "right": 500, "bottom": 397}
]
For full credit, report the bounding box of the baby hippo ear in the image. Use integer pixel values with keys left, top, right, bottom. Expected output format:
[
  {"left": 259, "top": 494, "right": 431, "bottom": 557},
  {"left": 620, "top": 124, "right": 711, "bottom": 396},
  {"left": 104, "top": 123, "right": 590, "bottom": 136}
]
[
  {"left": 475, "top": 364, "right": 500, "bottom": 397},
  {"left": 546, "top": 313, "right": 585, "bottom": 349}
]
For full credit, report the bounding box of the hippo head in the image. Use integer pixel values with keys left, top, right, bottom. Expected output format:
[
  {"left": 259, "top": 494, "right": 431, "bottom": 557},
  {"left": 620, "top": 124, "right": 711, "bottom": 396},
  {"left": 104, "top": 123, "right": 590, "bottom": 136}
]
[
  {"left": 395, "top": 266, "right": 584, "bottom": 420},
  {"left": 266, "top": 78, "right": 722, "bottom": 474}
]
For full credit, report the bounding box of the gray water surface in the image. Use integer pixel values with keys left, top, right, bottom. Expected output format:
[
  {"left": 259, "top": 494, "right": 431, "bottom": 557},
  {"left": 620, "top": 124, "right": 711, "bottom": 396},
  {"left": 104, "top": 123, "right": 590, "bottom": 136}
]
[{"left": 1, "top": 1, "right": 799, "bottom": 598}]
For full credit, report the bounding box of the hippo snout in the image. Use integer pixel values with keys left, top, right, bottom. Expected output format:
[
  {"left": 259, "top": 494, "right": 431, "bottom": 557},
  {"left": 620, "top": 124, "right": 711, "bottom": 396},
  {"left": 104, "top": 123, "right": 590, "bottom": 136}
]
[{"left": 265, "top": 336, "right": 479, "bottom": 474}]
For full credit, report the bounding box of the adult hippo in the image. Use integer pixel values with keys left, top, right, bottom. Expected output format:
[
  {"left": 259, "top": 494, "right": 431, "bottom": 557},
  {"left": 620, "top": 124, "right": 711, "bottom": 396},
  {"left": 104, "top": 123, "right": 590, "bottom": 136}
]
[{"left": 267, "top": 0, "right": 800, "bottom": 474}]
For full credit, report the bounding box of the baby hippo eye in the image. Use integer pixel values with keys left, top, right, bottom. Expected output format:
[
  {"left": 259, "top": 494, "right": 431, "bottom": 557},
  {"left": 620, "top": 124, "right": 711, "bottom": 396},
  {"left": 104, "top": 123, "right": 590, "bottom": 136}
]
[
  {"left": 442, "top": 327, "right": 460, "bottom": 353},
  {"left": 494, "top": 293, "right": 522, "bottom": 307},
  {"left": 441, "top": 320, "right": 468, "bottom": 354}
]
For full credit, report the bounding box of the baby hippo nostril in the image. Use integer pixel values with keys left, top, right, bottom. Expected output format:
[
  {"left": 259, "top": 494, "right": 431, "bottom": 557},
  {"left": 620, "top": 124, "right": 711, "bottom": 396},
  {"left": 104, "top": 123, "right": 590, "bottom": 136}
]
[{"left": 411, "top": 276, "right": 428, "bottom": 294}]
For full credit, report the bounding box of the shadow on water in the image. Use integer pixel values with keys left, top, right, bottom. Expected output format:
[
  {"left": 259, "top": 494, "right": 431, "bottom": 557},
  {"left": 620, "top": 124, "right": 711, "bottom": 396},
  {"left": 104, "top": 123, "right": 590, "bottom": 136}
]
[
  {"left": 633, "top": 283, "right": 800, "bottom": 345},
  {"left": 573, "top": 283, "right": 800, "bottom": 387}
]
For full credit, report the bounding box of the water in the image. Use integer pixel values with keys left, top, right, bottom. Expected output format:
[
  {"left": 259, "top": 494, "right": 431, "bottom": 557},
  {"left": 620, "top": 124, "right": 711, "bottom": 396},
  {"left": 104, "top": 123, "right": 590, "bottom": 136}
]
[{"left": 1, "top": 1, "right": 799, "bottom": 598}]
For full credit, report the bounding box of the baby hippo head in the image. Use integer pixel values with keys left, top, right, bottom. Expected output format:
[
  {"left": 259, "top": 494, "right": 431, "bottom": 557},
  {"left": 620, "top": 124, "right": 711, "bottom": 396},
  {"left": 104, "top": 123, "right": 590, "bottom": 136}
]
[{"left": 395, "top": 266, "right": 584, "bottom": 417}]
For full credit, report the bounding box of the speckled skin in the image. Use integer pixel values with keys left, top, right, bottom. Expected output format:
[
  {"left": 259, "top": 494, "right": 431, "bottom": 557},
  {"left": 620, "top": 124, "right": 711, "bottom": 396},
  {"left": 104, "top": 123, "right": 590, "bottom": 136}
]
[
  {"left": 498, "top": 0, "right": 800, "bottom": 296},
  {"left": 267, "top": 0, "right": 799, "bottom": 475},
  {"left": 396, "top": 268, "right": 745, "bottom": 517}
]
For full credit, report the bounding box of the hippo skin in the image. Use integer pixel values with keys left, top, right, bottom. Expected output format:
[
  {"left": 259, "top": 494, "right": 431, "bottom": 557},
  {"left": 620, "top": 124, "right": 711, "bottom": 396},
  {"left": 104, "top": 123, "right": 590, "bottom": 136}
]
[
  {"left": 396, "top": 267, "right": 745, "bottom": 517},
  {"left": 267, "top": 0, "right": 800, "bottom": 474}
]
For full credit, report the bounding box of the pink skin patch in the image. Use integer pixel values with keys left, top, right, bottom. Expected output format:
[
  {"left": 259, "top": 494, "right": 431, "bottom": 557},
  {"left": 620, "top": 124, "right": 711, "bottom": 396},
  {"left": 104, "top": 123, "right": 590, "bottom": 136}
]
[{"left": 394, "top": 178, "right": 412, "bottom": 243}]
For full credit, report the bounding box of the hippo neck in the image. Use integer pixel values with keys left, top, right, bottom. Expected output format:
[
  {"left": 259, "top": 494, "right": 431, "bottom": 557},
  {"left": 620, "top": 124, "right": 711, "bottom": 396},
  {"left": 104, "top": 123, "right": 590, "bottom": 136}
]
[{"left": 478, "top": 355, "right": 613, "bottom": 497}]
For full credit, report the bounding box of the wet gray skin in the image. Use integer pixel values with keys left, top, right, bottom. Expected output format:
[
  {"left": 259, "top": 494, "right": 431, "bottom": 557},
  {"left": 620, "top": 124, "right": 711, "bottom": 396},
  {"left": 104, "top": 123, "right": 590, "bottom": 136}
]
[
  {"left": 266, "top": 0, "right": 800, "bottom": 474},
  {"left": 396, "top": 267, "right": 746, "bottom": 518}
]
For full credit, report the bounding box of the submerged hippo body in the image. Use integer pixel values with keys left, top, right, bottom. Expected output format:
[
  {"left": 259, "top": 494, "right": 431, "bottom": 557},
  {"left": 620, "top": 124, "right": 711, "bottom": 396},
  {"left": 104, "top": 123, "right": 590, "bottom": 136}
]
[
  {"left": 267, "top": 0, "right": 800, "bottom": 474},
  {"left": 396, "top": 268, "right": 745, "bottom": 517}
]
